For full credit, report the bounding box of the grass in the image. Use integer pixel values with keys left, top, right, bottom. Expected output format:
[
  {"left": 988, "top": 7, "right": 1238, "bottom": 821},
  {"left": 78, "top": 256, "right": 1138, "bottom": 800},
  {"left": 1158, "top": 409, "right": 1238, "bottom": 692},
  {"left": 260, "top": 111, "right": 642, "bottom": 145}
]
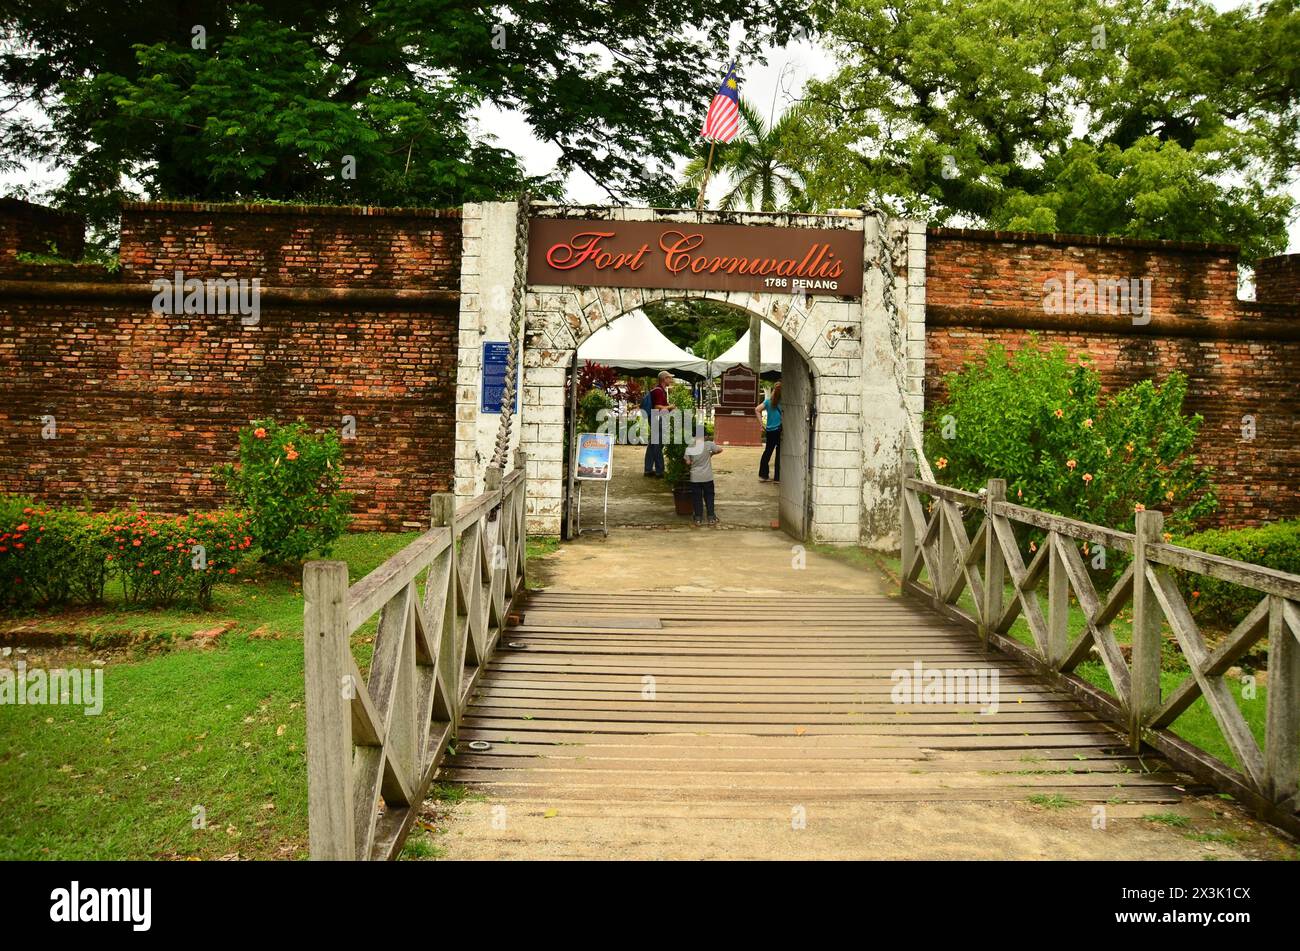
[
  {"left": 0, "top": 530, "right": 552, "bottom": 860},
  {"left": 1027, "top": 793, "right": 1078, "bottom": 809}
]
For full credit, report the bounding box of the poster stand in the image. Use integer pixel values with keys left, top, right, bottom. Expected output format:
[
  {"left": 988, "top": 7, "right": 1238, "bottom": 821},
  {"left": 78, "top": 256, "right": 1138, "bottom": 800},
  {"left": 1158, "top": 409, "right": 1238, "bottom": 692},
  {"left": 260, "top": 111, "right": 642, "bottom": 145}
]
[
  {"left": 573, "top": 480, "right": 609, "bottom": 536},
  {"left": 573, "top": 431, "right": 613, "bottom": 536}
]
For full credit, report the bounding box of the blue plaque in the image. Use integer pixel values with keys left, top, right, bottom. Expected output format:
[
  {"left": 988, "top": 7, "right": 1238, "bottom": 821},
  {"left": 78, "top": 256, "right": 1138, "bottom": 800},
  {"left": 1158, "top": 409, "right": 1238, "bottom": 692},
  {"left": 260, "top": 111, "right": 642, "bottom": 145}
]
[{"left": 481, "top": 341, "right": 518, "bottom": 414}]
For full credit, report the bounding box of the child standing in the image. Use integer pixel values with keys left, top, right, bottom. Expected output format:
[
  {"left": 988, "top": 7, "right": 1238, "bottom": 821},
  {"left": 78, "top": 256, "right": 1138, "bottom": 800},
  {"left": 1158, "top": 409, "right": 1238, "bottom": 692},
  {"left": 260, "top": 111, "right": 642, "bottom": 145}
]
[{"left": 685, "top": 435, "right": 723, "bottom": 527}]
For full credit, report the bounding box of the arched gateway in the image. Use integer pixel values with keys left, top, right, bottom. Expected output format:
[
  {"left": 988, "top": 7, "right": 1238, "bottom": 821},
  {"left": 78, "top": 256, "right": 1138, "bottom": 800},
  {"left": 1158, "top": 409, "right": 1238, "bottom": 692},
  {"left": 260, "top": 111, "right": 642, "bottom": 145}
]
[{"left": 452, "top": 202, "right": 927, "bottom": 549}]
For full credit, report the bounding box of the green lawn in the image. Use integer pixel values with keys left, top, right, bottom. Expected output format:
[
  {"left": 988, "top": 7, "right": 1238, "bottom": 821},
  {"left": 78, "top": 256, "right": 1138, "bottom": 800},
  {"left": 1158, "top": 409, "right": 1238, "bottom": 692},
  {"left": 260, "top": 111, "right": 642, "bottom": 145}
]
[{"left": 0, "top": 532, "right": 563, "bottom": 860}]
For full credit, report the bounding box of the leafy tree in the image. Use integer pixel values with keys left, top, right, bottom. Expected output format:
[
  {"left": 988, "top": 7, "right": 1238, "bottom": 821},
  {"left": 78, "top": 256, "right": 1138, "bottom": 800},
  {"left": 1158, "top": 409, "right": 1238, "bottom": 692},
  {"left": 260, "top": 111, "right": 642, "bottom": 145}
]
[
  {"left": 692, "top": 328, "right": 738, "bottom": 361},
  {"left": 642, "top": 299, "right": 751, "bottom": 352},
  {"left": 792, "top": 0, "right": 1298, "bottom": 262},
  {"left": 924, "top": 339, "right": 1217, "bottom": 535},
  {"left": 0, "top": 0, "right": 810, "bottom": 241},
  {"left": 686, "top": 97, "right": 808, "bottom": 211}
]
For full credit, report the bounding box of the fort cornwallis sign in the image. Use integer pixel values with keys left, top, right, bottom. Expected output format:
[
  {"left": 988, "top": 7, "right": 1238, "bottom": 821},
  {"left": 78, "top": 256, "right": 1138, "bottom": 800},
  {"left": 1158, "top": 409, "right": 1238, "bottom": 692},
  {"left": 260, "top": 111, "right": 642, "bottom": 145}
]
[{"left": 527, "top": 218, "right": 864, "bottom": 298}]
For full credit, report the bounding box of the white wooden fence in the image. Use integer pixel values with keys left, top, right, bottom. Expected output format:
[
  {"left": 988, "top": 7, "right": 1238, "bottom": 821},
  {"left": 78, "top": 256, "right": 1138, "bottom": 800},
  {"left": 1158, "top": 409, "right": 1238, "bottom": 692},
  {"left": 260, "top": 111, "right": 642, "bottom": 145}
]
[
  {"left": 303, "top": 452, "right": 528, "bottom": 859},
  {"left": 901, "top": 457, "right": 1300, "bottom": 830}
]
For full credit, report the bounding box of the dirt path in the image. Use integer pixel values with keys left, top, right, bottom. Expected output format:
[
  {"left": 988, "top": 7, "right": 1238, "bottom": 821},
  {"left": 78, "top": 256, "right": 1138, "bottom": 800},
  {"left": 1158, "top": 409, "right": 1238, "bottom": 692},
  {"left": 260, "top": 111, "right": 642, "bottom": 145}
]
[
  {"left": 595, "top": 444, "right": 779, "bottom": 530},
  {"left": 421, "top": 531, "right": 1295, "bottom": 861}
]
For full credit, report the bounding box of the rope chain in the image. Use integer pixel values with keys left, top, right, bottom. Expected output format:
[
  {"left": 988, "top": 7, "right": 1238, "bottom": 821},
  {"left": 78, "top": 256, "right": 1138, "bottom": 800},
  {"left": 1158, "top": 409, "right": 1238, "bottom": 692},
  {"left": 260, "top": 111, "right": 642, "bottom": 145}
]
[{"left": 489, "top": 193, "right": 531, "bottom": 473}]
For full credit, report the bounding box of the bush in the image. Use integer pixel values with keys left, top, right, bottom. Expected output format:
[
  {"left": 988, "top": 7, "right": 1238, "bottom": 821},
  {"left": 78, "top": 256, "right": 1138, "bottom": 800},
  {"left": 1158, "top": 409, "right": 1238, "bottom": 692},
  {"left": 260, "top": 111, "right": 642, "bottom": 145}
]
[
  {"left": 1177, "top": 521, "right": 1300, "bottom": 627},
  {"left": 924, "top": 339, "right": 1217, "bottom": 535},
  {"left": 217, "top": 419, "right": 351, "bottom": 566},
  {"left": 0, "top": 497, "right": 250, "bottom": 610},
  {"left": 0, "top": 498, "right": 117, "bottom": 609},
  {"left": 110, "top": 510, "right": 253, "bottom": 609},
  {"left": 578, "top": 388, "right": 615, "bottom": 434}
]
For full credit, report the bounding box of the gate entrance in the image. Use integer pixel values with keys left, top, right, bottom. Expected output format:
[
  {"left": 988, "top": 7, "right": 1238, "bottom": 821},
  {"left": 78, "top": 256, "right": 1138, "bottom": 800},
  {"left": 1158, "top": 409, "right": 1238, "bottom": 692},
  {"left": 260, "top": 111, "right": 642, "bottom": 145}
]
[
  {"left": 453, "top": 202, "right": 929, "bottom": 549},
  {"left": 556, "top": 303, "right": 817, "bottom": 539}
]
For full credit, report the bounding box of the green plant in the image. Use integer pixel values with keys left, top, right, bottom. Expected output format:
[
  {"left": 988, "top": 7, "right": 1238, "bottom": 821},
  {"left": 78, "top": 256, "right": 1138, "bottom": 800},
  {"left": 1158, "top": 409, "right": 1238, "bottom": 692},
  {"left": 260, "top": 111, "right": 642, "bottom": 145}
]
[
  {"left": 663, "top": 383, "right": 697, "bottom": 487},
  {"left": 0, "top": 498, "right": 119, "bottom": 608},
  {"left": 111, "top": 510, "right": 253, "bottom": 609},
  {"left": 216, "top": 419, "right": 351, "bottom": 566},
  {"left": 1176, "top": 520, "right": 1300, "bottom": 627},
  {"left": 578, "top": 387, "right": 615, "bottom": 434},
  {"left": 925, "top": 339, "right": 1217, "bottom": 535}
]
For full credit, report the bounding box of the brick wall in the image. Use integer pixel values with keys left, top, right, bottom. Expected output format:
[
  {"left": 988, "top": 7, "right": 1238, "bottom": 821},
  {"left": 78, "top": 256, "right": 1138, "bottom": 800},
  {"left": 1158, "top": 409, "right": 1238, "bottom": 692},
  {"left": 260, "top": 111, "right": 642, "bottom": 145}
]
[
  {"left": 1256, "top": 253, "right": 1300, "bottom": 305},
  {"left": 0, "top": 202, "right": 462, "bottom": 531},
  {"left": 0, "top": 198, "right": 86, "bottom": 262},
  {"left": 925, "top": 229, "right": 1300, "bottom": 527},
  {"left": 119, "top": 201, "right": 460, "bottom": 289}
]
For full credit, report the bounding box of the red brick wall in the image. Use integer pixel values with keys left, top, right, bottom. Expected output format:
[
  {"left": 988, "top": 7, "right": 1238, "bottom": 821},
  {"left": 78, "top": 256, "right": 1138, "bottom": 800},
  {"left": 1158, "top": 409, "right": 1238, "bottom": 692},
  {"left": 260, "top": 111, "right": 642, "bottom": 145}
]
[
  {"left": 1256, "top": 254, "right": 1300, "bottom": 305},
  {"left": 119, "top": 201, "right": 461, "bottom": 289},
  {"left": 0, "top": 198, "right": 86, "bottom": 262},
  {"left": 925, "top": 229, "right": 1300, "bottom": 528},
  {"left": 1, "top": 202, "right": 462, "bottom": 531}
]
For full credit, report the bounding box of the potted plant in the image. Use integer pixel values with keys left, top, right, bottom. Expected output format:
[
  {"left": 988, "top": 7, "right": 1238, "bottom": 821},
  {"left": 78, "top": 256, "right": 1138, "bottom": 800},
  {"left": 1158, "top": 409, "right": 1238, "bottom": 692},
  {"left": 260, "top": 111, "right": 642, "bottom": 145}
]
[{"left": 664, "top": 383, "right": 697, "bottom": 516}]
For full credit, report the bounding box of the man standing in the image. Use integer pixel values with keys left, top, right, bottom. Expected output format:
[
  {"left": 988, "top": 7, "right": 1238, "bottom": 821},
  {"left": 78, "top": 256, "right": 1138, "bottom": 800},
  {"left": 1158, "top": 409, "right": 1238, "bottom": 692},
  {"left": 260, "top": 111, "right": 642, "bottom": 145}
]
[{"left": 643, "top": 370, "right": 673, "bottom": 477}]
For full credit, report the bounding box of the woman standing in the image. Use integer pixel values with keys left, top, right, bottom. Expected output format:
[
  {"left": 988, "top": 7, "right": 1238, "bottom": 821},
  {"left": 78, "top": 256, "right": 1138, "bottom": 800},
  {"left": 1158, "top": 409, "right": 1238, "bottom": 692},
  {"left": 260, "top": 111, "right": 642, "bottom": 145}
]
[{"left": 754, "top": 382, "right": 782, "bottom": 483}]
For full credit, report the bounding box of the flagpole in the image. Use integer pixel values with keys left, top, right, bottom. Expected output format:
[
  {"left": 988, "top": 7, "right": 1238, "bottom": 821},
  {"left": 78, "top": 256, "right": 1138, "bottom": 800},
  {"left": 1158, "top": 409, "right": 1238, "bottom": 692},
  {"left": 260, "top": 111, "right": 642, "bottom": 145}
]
[{"left": 696, "top": 140, "right": 716, "bottom": 210}]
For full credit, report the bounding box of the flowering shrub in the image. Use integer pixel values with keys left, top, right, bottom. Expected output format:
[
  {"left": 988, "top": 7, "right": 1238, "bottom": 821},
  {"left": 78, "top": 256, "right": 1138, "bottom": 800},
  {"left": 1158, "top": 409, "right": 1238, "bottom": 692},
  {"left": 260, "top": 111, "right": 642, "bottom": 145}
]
[
  {"left": 217, "top": 419, "right": 351, "bottom": 566},
  {"left": 0, "top": 497, "right": 249, "bottom": 610},
  {"left": 925, "top": 339, "right": 1217, "bottom": 536},
  {"left": 110, "top": 510, "right": 252, "bottom": 608}
]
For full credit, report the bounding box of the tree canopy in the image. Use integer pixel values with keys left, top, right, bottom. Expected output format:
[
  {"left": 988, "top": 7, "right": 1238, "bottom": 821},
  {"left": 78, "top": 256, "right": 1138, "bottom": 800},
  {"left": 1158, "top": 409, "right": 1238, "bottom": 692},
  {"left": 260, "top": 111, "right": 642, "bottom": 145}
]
[
  {"left": 0, "top": 0, "right": 810, "bottom": 237},
  {"left": 790, "top": 0, "right": 1299, "bottom": 262}
]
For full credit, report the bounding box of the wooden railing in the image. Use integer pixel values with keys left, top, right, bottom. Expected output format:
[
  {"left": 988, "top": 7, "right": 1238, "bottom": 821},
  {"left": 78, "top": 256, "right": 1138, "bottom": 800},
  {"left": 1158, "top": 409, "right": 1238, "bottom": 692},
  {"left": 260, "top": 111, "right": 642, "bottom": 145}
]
[
  {"left": 900, "top": 456, "right": 1300, "bottom": 831},
  {"left": 303, "top": 450, "right": 528, "bottom": 859}
]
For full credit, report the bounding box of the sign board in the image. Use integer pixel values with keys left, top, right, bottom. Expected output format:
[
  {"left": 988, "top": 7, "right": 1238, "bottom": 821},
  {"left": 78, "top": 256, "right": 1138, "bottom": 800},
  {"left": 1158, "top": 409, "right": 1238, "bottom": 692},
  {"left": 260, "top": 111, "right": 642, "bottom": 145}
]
[
  {"left": 480, "top": 341, "right": 518, "bottom": 414},
  {"left": 574, "top": 432, "right": 614, "bottom": 481},
  {"left": 527, "top": 218, "right": 863, "bottom": 298},
  {"left": 719, "top": 364, "right": 759, "bottom": 409}
]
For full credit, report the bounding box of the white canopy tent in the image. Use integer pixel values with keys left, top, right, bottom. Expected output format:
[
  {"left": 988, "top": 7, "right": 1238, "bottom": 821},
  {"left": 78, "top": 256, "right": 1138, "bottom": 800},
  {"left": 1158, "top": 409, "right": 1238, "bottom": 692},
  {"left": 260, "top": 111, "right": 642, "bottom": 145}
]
[
  {"left": 710, "top": 321, "right": 783, "bottom": 377},
  {"left": 577, "top": 309, "right": 708, "bottom": 378}
]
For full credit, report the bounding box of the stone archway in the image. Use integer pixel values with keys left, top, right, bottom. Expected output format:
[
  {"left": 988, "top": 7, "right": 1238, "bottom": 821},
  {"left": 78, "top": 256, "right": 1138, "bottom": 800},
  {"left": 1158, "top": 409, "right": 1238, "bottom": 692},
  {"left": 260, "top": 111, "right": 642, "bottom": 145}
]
[{"left": 453, "top": 202, "right": 928, "bottom": 549}]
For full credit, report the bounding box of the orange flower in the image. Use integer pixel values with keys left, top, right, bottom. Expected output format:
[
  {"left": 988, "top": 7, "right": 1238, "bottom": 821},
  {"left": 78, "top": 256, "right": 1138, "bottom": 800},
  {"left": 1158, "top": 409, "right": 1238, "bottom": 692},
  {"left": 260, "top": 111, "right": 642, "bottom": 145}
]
[
  {"left": 1134, "top": 503, "right": 1146, "bottom": 512},
  {"left": 935, "top": 457, "right": 947, "bottom": 470},
  {"left": 1066, "top": 459, "right": 1077, "bottom": 470},
  {"left": 1082, "top": 473, "right": 1093, "bottom": 483},
  {"left": 1053, "top": 409, "right": 1064, "bottom": 419},
  {"left": 254, "top": 427, "right": 268, "bottom": 439},
  {"left": 286, "top": 449, "right": 299, "bottom": 461}
]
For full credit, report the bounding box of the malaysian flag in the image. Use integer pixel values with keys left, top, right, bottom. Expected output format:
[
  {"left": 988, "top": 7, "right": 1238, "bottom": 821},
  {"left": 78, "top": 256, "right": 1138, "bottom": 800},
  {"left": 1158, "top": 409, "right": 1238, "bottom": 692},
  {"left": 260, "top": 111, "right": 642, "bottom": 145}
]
[{"left": 700, "top": 62, "right": 741, "bottom": 142}]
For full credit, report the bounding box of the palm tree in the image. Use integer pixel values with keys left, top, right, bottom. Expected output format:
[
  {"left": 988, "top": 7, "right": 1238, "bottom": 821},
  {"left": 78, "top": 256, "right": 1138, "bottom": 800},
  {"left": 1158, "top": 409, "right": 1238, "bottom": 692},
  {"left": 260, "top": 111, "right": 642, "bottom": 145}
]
[
  {"left": 685, "top": 99, "right": 808, "bottom": 379},
  {"left": 685, "top": 98, "right": 808, "bottom": 212}
]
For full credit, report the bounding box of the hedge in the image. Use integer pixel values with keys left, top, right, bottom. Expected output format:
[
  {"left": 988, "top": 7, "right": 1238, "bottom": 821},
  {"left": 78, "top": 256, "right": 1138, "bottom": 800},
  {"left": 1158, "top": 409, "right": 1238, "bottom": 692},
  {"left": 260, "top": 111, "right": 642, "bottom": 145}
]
[
  {"left": 1177, "top": 520, "right": 1300, "bottom": 627},
  {"left": 0, "top": 496, "right": 251, "bottom": 611}
]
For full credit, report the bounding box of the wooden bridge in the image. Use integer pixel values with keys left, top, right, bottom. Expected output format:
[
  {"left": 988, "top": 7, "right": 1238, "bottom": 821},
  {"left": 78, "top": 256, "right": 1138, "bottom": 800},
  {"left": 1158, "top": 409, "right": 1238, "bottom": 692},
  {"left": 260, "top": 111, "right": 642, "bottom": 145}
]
[{"left": 302, "top": 453, "right": 1300, "bottom": 859}]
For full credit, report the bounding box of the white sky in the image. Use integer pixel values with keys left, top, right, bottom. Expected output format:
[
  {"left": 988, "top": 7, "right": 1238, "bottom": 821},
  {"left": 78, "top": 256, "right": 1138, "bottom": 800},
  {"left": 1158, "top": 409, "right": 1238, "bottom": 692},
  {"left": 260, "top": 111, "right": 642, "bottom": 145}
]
[{"left": 3, "top": 3, "right": 1296, "bottom": 251}]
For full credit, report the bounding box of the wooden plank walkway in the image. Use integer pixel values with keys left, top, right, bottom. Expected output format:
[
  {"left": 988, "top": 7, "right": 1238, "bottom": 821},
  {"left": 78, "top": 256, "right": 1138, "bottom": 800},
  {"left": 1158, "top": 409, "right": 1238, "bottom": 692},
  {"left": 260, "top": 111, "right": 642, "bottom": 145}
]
[{"left": 439, "top": 591, "right": 1188, "bottom": 807}]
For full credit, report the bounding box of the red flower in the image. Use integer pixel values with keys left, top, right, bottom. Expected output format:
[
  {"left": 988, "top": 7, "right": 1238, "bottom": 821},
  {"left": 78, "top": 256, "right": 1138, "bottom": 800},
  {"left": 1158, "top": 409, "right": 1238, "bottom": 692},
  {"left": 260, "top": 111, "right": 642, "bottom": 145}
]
[
  {"left": 152, "top": 569, "right": 161, "bottom": 576},
  {"left": 15, "top": 523, "right": 28, "bottom": 532}
]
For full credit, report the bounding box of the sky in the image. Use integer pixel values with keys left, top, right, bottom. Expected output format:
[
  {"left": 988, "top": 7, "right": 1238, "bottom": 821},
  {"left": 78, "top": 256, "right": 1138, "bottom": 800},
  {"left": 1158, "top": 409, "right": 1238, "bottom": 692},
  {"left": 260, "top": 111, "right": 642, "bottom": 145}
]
[{"left": 3, "top": 3, "right": 1296, "bottom": 253}]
